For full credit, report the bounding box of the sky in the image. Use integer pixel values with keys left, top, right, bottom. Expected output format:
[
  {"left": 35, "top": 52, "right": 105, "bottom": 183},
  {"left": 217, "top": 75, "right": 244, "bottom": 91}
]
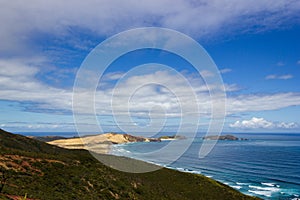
[{"left": 0, "top": 0, "right": 300, "bottom": 134}]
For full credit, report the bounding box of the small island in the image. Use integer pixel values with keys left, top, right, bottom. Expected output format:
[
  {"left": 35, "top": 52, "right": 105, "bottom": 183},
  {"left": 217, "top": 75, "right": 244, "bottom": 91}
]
[
  {"left": 202, "top": 134, "right": 248, "bottom": 141},
  {"left": 158, "top": 135, "right": 186, "bottom": 141}
]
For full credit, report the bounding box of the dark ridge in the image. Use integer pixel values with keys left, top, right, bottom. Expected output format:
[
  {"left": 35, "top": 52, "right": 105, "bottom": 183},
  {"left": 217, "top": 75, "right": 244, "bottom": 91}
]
[{"left": 28, "top": 136, "right": 67, "bottom": 142}]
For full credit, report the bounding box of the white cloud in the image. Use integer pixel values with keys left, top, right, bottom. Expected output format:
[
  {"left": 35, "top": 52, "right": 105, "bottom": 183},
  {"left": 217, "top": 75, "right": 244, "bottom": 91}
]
[
  {"left": 0, "top": 59, "right": 39, "bottom": 77},
  {"left": 265, "top": 74, "right": 293, "bottom": 80},
  {"left": 230, "top": 117, "right": 273, "bottom": 129},
  {"left": 1, "top": 60, "right": 300, "bottom": 132},
  {"left": 224, "top": 84, "right": 240, "bottom": 92},
  {"left": 277, "top": 122, "right": 298, "bottom": 129},
  {"left": 230, "top": 117, "right": 298, "bottom": 129},
  {"left": 200, "top": 70, "right": 215, "bottom": 78},
  {"left": 297, "top": 60, "right": 300, "bottom": 65},
  {"left": 0, "top": 58, "right": 72, "bottom": 110},
  {"left": 95, "top": 73, "right": 300, "bottom": 119},
  {"left": 265, "top": 75, "right": 276, "bottom": 79},
  {"left": 102, "top": 72, "right": 125, "bottom": 81},
  {"left": 226, "top": 93, "right": 300, "bottom": 114},
  {"left": 1, "top": 0, "right": 300, "bottom": 54},
  {"left": 220, "top": 68, "right": 232, "bottom": 74}
]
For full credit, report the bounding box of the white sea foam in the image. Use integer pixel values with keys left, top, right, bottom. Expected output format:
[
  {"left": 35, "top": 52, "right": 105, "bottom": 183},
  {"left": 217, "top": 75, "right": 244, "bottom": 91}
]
[
  {"left": 177, "top": 167, "right": 185, "bottom": 172},
  {"left": 248, "top": 190, "right": 272, "bottom": 197},
  {"left": 232, "top": 185, "right": 242, "bottom": 190},
  {"left": 249, "top": 185, "right": 280, "bottom": 192},
  {"left": 186, "top": 170, "right": 201, "bottom": 174},
  {"left": 236, "top": 182, "right": 247, "bottom": 185},
  {"left": 114, "top": 148, "right": 131, "bottom": 154},
  {"left": 262, "top": 182, "right": 275, "bottom": 187},
  {"left": 165, "top": 166, "right": 202, "bottom": 175}
]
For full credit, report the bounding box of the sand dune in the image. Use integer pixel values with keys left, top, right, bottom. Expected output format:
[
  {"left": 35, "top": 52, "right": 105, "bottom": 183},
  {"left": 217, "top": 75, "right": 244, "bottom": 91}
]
[{"left": 48, "top": 133, "right": 160, "bottom": 154}]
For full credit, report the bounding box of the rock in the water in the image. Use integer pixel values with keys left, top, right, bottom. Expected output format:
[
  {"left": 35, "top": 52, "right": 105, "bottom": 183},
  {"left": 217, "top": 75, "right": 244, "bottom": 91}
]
[{"left": 202, "top": 135, "right": 245, "bottom": 141}]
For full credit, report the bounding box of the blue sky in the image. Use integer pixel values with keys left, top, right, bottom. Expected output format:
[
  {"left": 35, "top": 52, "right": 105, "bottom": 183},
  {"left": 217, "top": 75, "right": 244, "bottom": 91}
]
[{"left": 0, "top": 0, "right": 300, "bottom": 134}]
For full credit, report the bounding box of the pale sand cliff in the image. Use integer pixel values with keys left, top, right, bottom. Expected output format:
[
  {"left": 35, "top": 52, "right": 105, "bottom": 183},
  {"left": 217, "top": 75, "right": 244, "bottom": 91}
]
[{"left": 48, "top": 133, "right": 160, "bottom": 154}]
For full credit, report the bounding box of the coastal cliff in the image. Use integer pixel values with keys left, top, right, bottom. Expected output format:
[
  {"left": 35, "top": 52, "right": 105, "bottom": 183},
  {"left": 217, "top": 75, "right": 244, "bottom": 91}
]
[{"left": 47, "top": 133, "right": 161, "bottom": 153}]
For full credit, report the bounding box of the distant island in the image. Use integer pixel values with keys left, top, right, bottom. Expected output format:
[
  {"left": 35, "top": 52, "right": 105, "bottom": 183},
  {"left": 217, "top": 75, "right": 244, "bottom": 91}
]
[
  {"left": 203, "top": 134, "right": 248, "bottom": 141},
  {"left": 158, "top": 135, "right": 186, "bottom": 140}
]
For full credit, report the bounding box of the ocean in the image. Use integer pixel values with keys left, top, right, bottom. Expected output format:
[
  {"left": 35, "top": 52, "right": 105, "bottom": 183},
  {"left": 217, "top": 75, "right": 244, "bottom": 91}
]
[{"left": 111, "top": 133, "right": 300, "bottom": 200}]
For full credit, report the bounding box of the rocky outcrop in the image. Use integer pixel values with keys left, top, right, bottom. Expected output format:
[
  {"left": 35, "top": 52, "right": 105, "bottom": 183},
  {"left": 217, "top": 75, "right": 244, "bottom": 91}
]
[
  {"left": 123, "top": 134, "right": 160, "bottom": 143},
  {"left": 202, "top": 135, "right": 247, "bottom": 141},
  {"left": 158, "top": 135, "right": 186, "bottom": 140}
]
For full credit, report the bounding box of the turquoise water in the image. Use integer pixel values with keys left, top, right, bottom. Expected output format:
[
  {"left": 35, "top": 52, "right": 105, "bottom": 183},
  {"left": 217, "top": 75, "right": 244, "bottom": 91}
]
[{"left": 111, "top": 133, "right": 300, "bottom": 200}]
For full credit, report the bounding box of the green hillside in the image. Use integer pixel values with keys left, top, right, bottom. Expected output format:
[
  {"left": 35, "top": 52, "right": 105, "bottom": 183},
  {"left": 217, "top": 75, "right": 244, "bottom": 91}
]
[{"left": 0, "top": 129, "right": 259, "bottom": 200}]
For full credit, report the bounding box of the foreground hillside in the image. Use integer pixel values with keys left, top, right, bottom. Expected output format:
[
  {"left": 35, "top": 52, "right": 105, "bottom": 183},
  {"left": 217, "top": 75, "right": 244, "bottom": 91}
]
[{"left": 0, "top": 129, "right": 259, "bottom": 200}]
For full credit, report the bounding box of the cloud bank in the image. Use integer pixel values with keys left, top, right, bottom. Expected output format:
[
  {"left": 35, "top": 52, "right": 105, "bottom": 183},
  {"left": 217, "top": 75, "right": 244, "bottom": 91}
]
[
  {"left": 1, "top": 0, "right": 300, "bottom": 55},
  {"left": 1, "top": 59, "right": 300, "bottom": 119},
  {"left": 230, "top": 117, "right": 298, "bottom": 129}
]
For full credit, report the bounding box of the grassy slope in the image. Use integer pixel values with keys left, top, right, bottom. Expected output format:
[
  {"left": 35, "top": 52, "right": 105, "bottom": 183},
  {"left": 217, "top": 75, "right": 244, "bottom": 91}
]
[{"left": 0, "top": 129, "right": 259, "bottom": 200}]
